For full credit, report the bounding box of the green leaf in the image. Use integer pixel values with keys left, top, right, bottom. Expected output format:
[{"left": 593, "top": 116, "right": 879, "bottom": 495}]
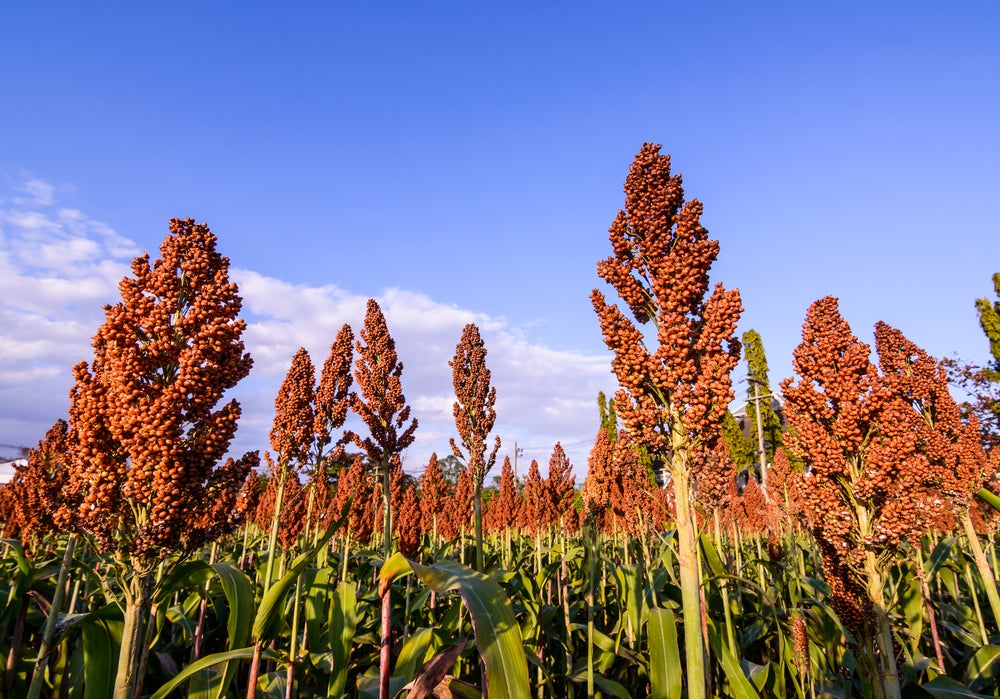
[
  {"left": 707, "top": 625, "right": 761, "bottom": 699},
  {"left": 395, "top": 627, "right": 436, "bottom": 683},
  {"left": 253, "top": 508, "right": 347, "bottom": 641},
  {"left": 149, "top": 647, "right": 259, "bottom": 699},
  {"left": 700, "top": 533, "right": 726, "bottom": 578},
  {"left": 901, "top": 576, "right": 924, "bottom": 655},
  {"left": 965, "top": 645, "right": 1000, "bottom": 691},
  {"left": 327, "top": 580, "right": 358, "bottom": 698},
  {"left": 379, "top": 550, "right": 414, "bottom": 597},
  {"left": 925, "top": 538, "right": 957, "bottom": 579},
  {"left": 648, "top": 607, "right": 682, "bottom": 699},
  {"left": 81, "top": 619, "right": 122, "bottom": 699},
  {"left": 976, "top": 488, "right": 1000, "bottom": 513},
  {"left": 409, "top": 559, "right": 531, "bottom": 699},
  {"left": 613, "top": 563, "right": 645, "bottom": 646},
  {"left": 304, "top": 566, "right": 331, "bottom": 655},
  {"left": 589, "top": 673, "right": 632, "bottom": 699},
  {"left": 918, "top": 675, "right": 998, "bottom": 698},
  {"left": 0, "top": 538, "right": 31, "bottom": 577}
]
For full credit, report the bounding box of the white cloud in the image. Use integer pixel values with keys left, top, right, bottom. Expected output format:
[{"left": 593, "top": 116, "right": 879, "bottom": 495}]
[
  {"left": 0, "top": 178, "right": 614, "bottom": 479},
  {"left": 16, "top": 180, "right": 55, "bottom": 207}
]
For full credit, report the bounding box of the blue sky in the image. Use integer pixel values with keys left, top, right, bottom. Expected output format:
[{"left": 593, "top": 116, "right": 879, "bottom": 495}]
[{"left": 2, "top": 3, "right": 998, "bottom": 478}]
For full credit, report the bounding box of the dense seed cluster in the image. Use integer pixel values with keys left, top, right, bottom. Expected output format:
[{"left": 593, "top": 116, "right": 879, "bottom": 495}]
[
  {"left": 393, "top": 470, "right": 423, "bottom": 558},
  {"left": 419, "top": 453, "right": 449, "bottom": 534},
  {"left": 591, "top": 143, "right": 742, "bottom": 505},
  {"left": 484, "top": 456, "right": 521, "bottom": 532},
  {"left": 67, "top": 219, "right": 255, "bottom": 563},
  {"left": 779, "top": 297, "right": 989, "bottom": 636},
  {"left": 449, "top": 323, "right": 501, "bottom": 490},
  {"left": 441, "top": 468, "right": 474, "bottom": 540},
  {"left": 350, "top": 299, "right": 418, "bottom": 469},
  {"left": 875, "top": 322, "right": 991, "bottom": 513},
  {"left": 0, "top": 420, "right": 76, "bottom": 544},
  {"left": 330, "top": 455, "right": 377, "bottom": 544},
  {"left": 270, "top": 348, "right": 317, "bottom": 472},
  {"left": 314, "top": 324, "right": 354, "bottom": 455}
]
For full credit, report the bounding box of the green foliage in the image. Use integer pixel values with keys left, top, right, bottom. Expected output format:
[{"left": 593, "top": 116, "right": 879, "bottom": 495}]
[
  {"left": 741, "top": 329, "right": 783, "bottom": 464},
  {"left": 597, "top": 391, "right": 618, "bottom": 444},
  {"left": 4, "top": 500, "right": 1000, "bottom": 697},
  {"left": 721, "top": 410, "right": 757, "bottom": 472},
  {"left": 976, "top": 273, "right": 1000, "bottom": 377}
]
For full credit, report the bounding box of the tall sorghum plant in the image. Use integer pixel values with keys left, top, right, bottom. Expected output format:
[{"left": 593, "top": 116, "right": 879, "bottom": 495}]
[
  {"left": 875, "top": 321, "right": 999, "bottom": 627},
  {"left": 781, "top": 298, "right": 948, "bottom": 699},
  {"left": 591, "top": 144, "right": 742, "bottom": 699},
  {"left": 350, "top": 298, "right": 417, "bottom": 699},
  {"left": 67, "top": 219, "right": 256, "bottom": 699},
  {"left": 449, "top": 323, "right": 501, "bottom": 571}
]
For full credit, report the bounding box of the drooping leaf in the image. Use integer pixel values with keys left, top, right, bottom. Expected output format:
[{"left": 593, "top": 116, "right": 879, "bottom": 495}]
[{"left": 407, "top": 558, "right": 531, "bottom": 699}]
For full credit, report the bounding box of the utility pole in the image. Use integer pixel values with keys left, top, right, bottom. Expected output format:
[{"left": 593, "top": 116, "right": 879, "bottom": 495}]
[
  {"left": 513, "top": 441, "right": 524, "bottom": 479},
  {"left": 747, "top": 378, "right": 771, "bottom": 485}
]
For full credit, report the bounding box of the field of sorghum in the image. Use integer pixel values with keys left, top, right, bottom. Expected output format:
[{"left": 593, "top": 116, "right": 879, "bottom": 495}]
[{"left": 1, "top": 145, "right": 999, "bottom": 699}]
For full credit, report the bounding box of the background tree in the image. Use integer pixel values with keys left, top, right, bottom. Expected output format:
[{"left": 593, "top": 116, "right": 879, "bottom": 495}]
[
  {"left": 946, "top": 273, "right": 1000, "bottom": 449},
  {"left": 742, "top": 329, "right": 783, "bottom": 475},
  {"left": 449, "top": 323, "right": 501, "bottom": 570},
  {"left": 597, "top": 391, "right": 618, "bottom": 444},
  {"left": 66, "top": 219, "right": 256, "bottom": 699},
  {"left": 720, "top": 410, "right": 756, "bottom": 475},
  {"left": 976, "top": 273, "right": 1000, "bottom": 373},
  {"left": 435, "top": 454, "right": 465, "bottom": 486},
  {"left": 591, "top": 144, "right": 742, "bottom": 698}
]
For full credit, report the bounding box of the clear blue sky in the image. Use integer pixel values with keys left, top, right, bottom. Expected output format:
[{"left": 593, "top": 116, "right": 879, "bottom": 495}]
[{"left": 2, "top": 2, "right": 998, "bottom": 477}]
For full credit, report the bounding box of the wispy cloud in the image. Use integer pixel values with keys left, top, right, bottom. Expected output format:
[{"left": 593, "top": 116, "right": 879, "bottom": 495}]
[{"left": 0, "top": 178, "right": 613, "bottom": 477}]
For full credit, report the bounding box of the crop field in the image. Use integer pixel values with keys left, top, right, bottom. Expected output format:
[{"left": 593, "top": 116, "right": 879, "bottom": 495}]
[{"left": 1, "top": 145, "right": 999, "bottom": 699}]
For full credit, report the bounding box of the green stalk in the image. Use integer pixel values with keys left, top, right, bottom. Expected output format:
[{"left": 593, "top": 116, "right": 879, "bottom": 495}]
[
  {"left": 248, "top": 466, "right": 288, "bottom": 697},
  {"left": 112, "top": 570, "right": 153, "bottom": 699},
  {"left": 285, "top": 574, "right": 304, "bottom": 699},
  {"left": 26, "top": 534, "right": 77, "bottom": 699},
  {"left": 587, "top": 523, "right": 596, "bottom": 699},
  {"left": 961, "top": 511, "right": 1000, "bottom": 632},
  {"left": 713, "top": 514, "right": 737, "bottom": 658},
  {"left": 192, "top": 541, "right": 219, "bottom": 661},
  {"left": 862, "top": 548, "right": 900, "bottom": 699},
  {"left": 474, "top": 480, "right": 485, "bottom": 571},
  {"left": 379, "top": 457, "right": 393, "bottom": 699},
  {"left": 963, "top": 564, "right": 989, "bottom": 646},
  {"left": 264, "top": 469, "right": 289, "bottom": 593},
  {"left": 673, "top": 467, "right": 707, "bottom": 699}
]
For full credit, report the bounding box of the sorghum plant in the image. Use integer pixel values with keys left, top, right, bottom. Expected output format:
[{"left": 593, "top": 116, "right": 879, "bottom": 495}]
[
  {"left": 350, "top": 298, "right": 417, "bottom": 699},
  {"left": 591, "top": 144, "right": 742, "bottom": 699},
  {"left": 485, "top": 456, "right": 521, "bottom": 534},
  {"left": 875, "top": 321, "right": 999, "bottom": 626},
  {"left": 449, "top": 323, "right": 501, "bottom": 570},
  {"left": 67, "top": 218, "right": 255, "bottom": 699},
  {"left": 781, "top": 298, "right": 946, "bottom": 699},
  {"left": 419, "top": 453, "right": 449, "bottom": 543}
]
